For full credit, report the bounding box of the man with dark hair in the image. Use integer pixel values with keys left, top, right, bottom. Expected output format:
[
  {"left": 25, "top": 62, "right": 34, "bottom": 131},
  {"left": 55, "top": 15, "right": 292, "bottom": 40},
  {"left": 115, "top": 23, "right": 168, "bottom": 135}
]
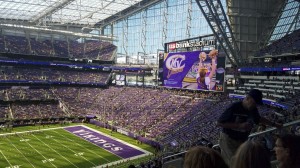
[{"left": 217, "top": 89, "right": 282, "bottom": 165}]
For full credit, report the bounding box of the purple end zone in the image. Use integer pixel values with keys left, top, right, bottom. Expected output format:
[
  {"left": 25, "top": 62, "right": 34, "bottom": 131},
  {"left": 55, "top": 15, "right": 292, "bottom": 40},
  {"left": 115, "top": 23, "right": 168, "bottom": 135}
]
[{"left": 64, "top": 126, "right": 145, "bottom": 159}]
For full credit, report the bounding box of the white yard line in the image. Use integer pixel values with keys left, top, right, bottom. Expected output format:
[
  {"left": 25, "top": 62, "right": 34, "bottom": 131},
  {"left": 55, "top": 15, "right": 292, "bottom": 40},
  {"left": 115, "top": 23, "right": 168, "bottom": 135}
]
[
  {"left": 95, "top": 153, "right": 152, "bottom": 168},
  {"left": 0, "top": 125, "right": 78, "bottom": 136},
  {"left": 4, "top": 137, "right": 36, "bottom": 168},
  {"left": 51, "top": 129, "right": 111, "bottom": 162},
  {"left": 43, "top": 132, "right": 97, "bottom": 167},
  {"left": 32, "top": 134, "right": 79, "bottom": 168},
  {"left": 17, "top": 134, "right": 57, "bottom": 168},
  {"left": 0, "top": 150, "right": 13, "bottom": 167},
  {"left": 0, "top": 124, "right": 153, "bottom": 168}
]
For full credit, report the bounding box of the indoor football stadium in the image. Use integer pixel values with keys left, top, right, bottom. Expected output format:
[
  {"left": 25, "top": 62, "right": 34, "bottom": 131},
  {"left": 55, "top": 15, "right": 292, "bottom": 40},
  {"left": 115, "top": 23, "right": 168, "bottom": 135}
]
[{"left": 0, "top": 0, "right": 299, "bottom": 168}]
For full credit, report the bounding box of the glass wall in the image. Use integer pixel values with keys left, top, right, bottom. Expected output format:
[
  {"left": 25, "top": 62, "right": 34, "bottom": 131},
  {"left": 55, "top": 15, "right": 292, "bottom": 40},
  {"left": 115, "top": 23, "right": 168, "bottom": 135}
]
[
  {"left": 270, "top": 0, "right": 300, "bottom": 42},
  {"left": 103, "top": 0, "right": 216, "bottom": 63}
]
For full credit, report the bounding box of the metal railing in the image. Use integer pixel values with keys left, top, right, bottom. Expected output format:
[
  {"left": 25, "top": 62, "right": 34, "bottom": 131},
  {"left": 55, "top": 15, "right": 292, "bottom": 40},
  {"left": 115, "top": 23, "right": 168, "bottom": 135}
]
[
  {"left": 163, "top": 119, "right": 300, "bottom": 163},
  {"left": 249, "top": 119, "right": 300, "bottom": 138}
]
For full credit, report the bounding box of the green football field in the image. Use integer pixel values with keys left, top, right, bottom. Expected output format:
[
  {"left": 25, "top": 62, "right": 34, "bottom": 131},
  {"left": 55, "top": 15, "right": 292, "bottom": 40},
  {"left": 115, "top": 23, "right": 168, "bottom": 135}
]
[{"left": 0, "top": 124, "right": 153, "bottom": 168}]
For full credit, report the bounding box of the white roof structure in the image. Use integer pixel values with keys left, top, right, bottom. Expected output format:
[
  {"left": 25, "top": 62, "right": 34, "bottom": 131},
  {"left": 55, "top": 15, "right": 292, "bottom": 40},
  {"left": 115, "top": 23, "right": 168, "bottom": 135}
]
[{"left": 0, "top": 0, "right": 145, "bottom": 26}]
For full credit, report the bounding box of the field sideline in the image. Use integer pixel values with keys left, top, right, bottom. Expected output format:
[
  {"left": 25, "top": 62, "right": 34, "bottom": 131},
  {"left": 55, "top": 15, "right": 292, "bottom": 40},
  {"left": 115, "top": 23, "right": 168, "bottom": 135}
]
[{"left": 0, "top": 124, "right": 153, "bottom": 168}]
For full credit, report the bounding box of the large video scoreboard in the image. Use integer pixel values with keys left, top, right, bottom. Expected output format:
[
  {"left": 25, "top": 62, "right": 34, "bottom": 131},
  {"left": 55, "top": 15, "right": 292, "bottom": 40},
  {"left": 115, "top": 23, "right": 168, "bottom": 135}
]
[
  {"left": 160, "top": 35, "right": 225, "bottom": 91},
  {"left": 162, "top": 50, "right": 225, "bottom": 91}
]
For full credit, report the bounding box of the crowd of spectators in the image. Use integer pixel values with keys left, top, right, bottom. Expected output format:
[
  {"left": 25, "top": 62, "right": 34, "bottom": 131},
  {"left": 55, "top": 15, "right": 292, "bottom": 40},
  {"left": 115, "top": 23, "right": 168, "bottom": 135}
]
[
  {"left": 241, "top": 60, "right": 292, "bottom": 68},
  {"left": 0, "top": 106, "right": 8, "bottom": 119},
  {"left": 0, "top": 85, "right": 299, "bottom": 168},
  {"left": 1, "top": 86, "right": 231, "bottom": 146},
  {"left": 256, "top": 29, "right": 300, "bottom": 57},
  {"left": 0, "top": 66, "right": 110, "bottom": 84},
  {"left": 0, "top": 36, "right": 5, "bottom": 53},
  {"left": 50, "top": 86, "right": 298, "bottom": 151},
  {"left": 5, "top": 35, "right": 30, "bottom": 54},
  {"left": 5, "top": 88, "right": 54, "bottom": 101},
  {"left": 30, "top": 38, "right": 54, "bottom": 56},
  {"left": 1, "top": 86, "right": 298, "bottom": 147},
  {"left": 0, "top": 35, "right": 116, "bottom": 61},
  {"left": 0, "top": 88, "right": 65, "bottom": 120},
  {"left": 11, "top": 104, "right": 64, "bottom": 120},
  {"left": 234, "top": 75, "right": 300, "bottom": 107},
  {"left": 0, "top": 21, "right": 298, "bottom": 168},
  {"left": 53, "top": 40, "right": 68, "bottom": 57}
]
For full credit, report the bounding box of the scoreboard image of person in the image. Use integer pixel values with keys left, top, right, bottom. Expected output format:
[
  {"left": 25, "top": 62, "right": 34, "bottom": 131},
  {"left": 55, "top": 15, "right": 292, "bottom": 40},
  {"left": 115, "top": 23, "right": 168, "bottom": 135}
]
[{"left": 163, "top": 49, "right": 225, "bottom": 91}]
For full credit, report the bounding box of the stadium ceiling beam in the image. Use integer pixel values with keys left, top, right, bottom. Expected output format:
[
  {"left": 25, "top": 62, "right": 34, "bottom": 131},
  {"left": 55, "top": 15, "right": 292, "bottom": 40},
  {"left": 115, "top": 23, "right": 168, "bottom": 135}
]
[
  {"left": 195, "top": 0, "right": 241, "bottom": 66},
  {"left": 30, "top": 0, "right": 76, "bottom": 23},
  {"left": 78, "top": 1, "right": 115, "bottom": 21},
  {"left": 0, "top": 23, "right": 115, "bottom": 41},
  {"left": 95, "top": 0, "right": 163, "bottom": 29},
  {"left": 59, "top": 3, "right": 120, "bottom": 25},
  {"left": 0, "top": 19, "right": 33, "bottom": 26}
]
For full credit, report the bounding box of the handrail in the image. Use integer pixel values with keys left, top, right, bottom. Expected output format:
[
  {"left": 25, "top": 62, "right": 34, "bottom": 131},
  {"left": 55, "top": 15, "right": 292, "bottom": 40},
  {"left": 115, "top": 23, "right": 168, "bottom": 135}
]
[
  {"left": 162, "top": 151, "right": 187, "bottom": 163},
  {"left": 249, "top": 119, "right": 300, "bottom": 138},
  {"left": 164, "top": 119, "right": 300, "bottom": 161},
  {"left": 212, "top": 119, "right": 300, "bottom": 149}
]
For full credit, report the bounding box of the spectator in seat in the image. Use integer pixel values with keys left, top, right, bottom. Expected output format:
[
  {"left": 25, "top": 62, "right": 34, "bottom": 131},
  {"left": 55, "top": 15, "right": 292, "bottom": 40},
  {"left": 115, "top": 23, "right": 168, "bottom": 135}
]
[
  {"left": 231, "top": 140, "right": 271, "bottom": 168},
  {"left": 184, "top": 146, "right": 228, "bottom": 168},
  {"left": 274, "top": 134, "right": 300, "bottom": 168},
  {"left": 251, "top": 124, "right": 274, "bottom": 151}
]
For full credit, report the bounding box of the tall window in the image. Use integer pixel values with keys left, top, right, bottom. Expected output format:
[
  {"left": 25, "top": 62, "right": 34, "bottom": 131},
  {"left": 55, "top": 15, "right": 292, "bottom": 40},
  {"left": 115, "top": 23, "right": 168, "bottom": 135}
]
[{"left": 103, "top": 0, "right": 216, "bottom": 60}]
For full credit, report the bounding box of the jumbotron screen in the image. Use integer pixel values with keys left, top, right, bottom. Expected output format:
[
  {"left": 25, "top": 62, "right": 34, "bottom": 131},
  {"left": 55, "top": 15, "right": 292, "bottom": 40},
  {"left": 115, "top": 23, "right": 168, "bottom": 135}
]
[{"left": 163, "top": 50, "right": 225, "bottom": 91}]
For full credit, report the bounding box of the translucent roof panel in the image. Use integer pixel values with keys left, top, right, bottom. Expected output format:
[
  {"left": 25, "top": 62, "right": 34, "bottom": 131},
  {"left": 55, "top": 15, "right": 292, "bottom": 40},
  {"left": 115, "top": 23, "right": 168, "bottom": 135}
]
[
  {"left": 50, "top": 0, "right": 142, "bottom": 25},
  {"left": 269, "top": 0, "right": 300, "bottom": 42},
  {"left": 0, "top": 0, "right": 59, "bottom": 20},
  {"left": 0, "top": 0, "right": 143, "bottom": 26}
]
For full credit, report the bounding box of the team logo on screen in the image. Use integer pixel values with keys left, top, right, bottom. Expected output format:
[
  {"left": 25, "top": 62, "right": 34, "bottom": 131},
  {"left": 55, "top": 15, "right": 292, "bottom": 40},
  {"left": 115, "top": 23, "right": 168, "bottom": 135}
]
[
  {"left": 217, "top": 67, "right": 225, "bottom": 74},
  {"left": 166, "top": 54, "right": 185, "bottom": 78}
]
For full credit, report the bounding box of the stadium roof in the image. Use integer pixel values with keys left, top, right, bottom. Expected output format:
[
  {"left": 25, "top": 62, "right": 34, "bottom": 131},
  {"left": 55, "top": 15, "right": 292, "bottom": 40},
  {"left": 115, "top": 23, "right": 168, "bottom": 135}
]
[
  {"left": 0, "top": 0, "right": 159, "bottom": 27},
  {"left": 269, "top": 0, "right": 300, "bottom": 42}
]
